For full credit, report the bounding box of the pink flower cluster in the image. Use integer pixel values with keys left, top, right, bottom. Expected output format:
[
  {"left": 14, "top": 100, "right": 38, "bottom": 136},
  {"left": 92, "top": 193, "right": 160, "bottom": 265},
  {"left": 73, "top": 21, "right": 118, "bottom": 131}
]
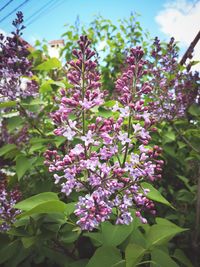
[{"left": 45, "top": 36, "right": 163, "bottom": 231}]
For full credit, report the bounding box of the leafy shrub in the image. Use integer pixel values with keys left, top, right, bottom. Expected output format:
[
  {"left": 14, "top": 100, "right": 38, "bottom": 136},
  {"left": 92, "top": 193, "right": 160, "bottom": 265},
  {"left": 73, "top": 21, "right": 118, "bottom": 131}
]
[{"left": 0, "top": 11, "right": 199, "bottom": 267}]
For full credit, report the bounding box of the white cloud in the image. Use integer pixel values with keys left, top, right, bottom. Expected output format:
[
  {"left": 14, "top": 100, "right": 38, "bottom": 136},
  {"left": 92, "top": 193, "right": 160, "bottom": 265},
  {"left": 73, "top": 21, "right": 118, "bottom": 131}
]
[{"left": 155, "top": 0, "right": 200, "bottom": 70}]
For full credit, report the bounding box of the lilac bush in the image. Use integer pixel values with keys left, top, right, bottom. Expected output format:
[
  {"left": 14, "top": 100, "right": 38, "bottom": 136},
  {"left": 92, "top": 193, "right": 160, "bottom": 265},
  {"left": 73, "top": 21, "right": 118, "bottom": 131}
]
[
  {"left": 148, "top": 37, "right": 199, "bottom": 121},
  {"left": 0, "top": 11, "right": 38, "bottom": 101},
  {"left": 45, "top": 36, "right": 163, "bottom": 230},
  {"left": 0, "top": 12, "right": 197, "bottom": 266}
]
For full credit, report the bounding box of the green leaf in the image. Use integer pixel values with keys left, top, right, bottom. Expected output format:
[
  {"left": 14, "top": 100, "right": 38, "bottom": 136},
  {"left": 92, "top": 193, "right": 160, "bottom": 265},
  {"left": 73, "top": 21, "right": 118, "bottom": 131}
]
[
  {"left": 141, "top": 182, "right": 173, "bottom": 208},
  {"left": 39, "top": 81, "right": 53, "bottom": 93},
  {"left": 0, "top": 144, "right": 17, "bottom": 157},
  {"left": 0, "top": 233, "right": 10, "bottom": 248},
  {"left": 146, "top": 218, "right": 187, "bottom": 247},
  {"left": 34, "top": 57, "right": 62, "bottom": 71},
  {"left": 21, "top": 236, "right": 37, "bottom": 248},
  {"left": 42, "top": 247, "right": 72, "bottom": 266},
  {"left": 163, "top": 131, "right": 176, "bottom": 144},
  {"left": 54, "top": 136, "right": 66, "bottom": 147},
  {"left": 86, "top": 246, "right": 121, "bottom": 267},
  {"left": 177, "top": 175, "right": 192, "bottom": 192},
  {"left": 22, "top": 98, "right": 44, "bottom": 106},
  {"left": 176, "top": 189, "right": 194, "bottom": 202},
  {"left": 151, "top": 248, "right": 179, "bottom": 267},
  {"left": 16, "top": 155, "right": 32, "bottom": 180},
  {"left": 112, "top": 260, "right": 126, "bottom": 267},
  {"left": 155, "top": 217, "right": 178, "bottom": 226},
  {"left": 172, "top": 249, "right": 193, "bottom": 267},
  {"left": 83, "top": 232, "right": 103, "bottom": 247},
  {"left": 64, "top": 202, "right": 76, "bottom": 216},
  {"left": 18, "top": 200, "right": 71, "bottom": 218},
  {"left": 129, "top": 227, "right": 147, "bottom": 249},
  {"left": 15, "top": 192, "right": 59, "bottom": 210},
  {"left": 97, "top": 107, "right": 113, "bottom": 118},
  {"left": 60, "top": 229, "right": 80, "bottom": 244},
  {"left": 39, "top": 80, "right": 65, "bottom": 93},
  {"left": 6, "top": 246, "right": 31, "bottom": 267},
  {"left": 0, "top": 240, "right": 20, "bottom": 264},
  {"left": 188, "top": 104, "right": 200, "bottom": 117},
  {"left": 0, "top": 100, "right": 17, "bottom": 109},
  {"left": 30, "top": 137, "right": 54, "bottom": 144},
  {"left": 84, "top": 221, "right": 133, "bottom": 247},
  {"left": 177, "top": 141, "right": 187, "bottom": 149},
  {"left": 103, "top": 100, "right": 116, "bottom": 107},
  {"left": 125, "top": 243, "right": 146, "bottom": 267},
  {"left": 101, "top": 221, "right": 133, "bottom": 246},
  {"left": 7, "top": 116, "right": 24, "bottom": 131}
]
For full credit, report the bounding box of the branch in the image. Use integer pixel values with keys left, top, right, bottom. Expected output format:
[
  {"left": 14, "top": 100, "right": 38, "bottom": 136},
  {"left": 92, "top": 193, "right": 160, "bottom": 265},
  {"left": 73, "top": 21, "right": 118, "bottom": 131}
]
[
  {"left": 180, "top": 30, "right": 200, "bottom": 66},
  {"left": 171, "top": 123, "right": 200, "bottom": 153}
]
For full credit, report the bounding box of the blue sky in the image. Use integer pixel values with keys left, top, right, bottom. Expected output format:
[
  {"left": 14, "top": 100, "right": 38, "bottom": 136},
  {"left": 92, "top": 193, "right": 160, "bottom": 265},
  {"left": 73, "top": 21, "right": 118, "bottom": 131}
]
[
  {"left": 0, "top": 0, "right": 173, "bottom": 42},
  {"left": 0, "top": 0, "right": 199, "bottom": 70}
]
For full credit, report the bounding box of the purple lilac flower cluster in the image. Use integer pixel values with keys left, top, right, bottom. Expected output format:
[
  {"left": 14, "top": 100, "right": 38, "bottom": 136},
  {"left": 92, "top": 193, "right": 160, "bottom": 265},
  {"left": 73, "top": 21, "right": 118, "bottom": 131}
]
[
  {"left": 0, "top": 177, "right": 21, "bottom": 232},
  {"left": 149, "top": 37, "right": 199, "bottom": 121},
  {"left": 45, "top": 36, "right": 163, "bottom": 231},
  {"left": 52, "top": 35, "right": 104, "bottom": 138},
  {"left": 1, "top": 120, "right": 29, "bottom": 146},
  {"left": 0, "top": 12, "right": 38, "bottom": 101}
]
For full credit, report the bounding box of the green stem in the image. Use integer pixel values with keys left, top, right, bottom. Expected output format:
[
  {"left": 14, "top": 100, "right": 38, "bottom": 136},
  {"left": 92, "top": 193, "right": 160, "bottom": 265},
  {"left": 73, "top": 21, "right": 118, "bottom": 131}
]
[
  {"left": 122, "top": 114, "right": 132, "bottom": 167},
  {"left": 122, "top": 63, "right": 137, "bottom": 167},
  {"left": 80, "top": 52, "right": 87, "bottom": 157},
  {"left": 81, "top": 54, "right": 86, "bottom": 135},
  {"left": 171, "top": 123, "right": 200, "bottom": 153}
]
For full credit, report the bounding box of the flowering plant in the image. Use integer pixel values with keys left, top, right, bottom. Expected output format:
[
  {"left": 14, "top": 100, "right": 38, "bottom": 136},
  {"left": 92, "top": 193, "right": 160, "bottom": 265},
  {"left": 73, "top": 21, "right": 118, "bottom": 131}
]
[
  {"left": 0, "top": 174, "right": 21, "bottom": 232},
  {"left": 45, "top": 35, "right": 164, "bottom": 230},
  {"left": 0, "top": 12, "right": 198, "bottom": 267},
  {"left": 148, "top": 37, "right": 199, "bottom": 121},
  {"left": 0, "top": 11, "right": 38, "bottom": 101}
]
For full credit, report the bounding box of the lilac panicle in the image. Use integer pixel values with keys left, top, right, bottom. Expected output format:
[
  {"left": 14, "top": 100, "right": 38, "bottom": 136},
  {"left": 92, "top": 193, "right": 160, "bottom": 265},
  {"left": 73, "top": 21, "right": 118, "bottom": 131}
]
[
  {"left": 51, "top": 35, "right": 104, "bottom": 139},
  {"left": 0, "top": 177, "right": 21, "bottom": 232},
  {"left": 45, "top": 36, "right": 163, "bottom": 231},
  {"left": 0, "top": 12, "right": 38, "bottom": 101},
  {"left": 148, "top": 37, "right": 199, "bottom": 121}
]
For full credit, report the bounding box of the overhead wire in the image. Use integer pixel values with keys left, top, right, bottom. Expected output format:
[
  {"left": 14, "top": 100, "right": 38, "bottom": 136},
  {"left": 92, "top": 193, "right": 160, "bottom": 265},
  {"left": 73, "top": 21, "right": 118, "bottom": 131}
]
[
  {"left": 187, "top": 0, "right": 200, "bottom": 14},
  {"left": 26, "top": 0, "right": 65, "bottom": 27},
  {"left": 0, "top": 0, "right": 30, "bottom": 24},
  {"left": 25, "top": 0, "right": 57, "bottom": 24},
  {"left": 0, "top": 0, "right": 15, "bottom": 13}
]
